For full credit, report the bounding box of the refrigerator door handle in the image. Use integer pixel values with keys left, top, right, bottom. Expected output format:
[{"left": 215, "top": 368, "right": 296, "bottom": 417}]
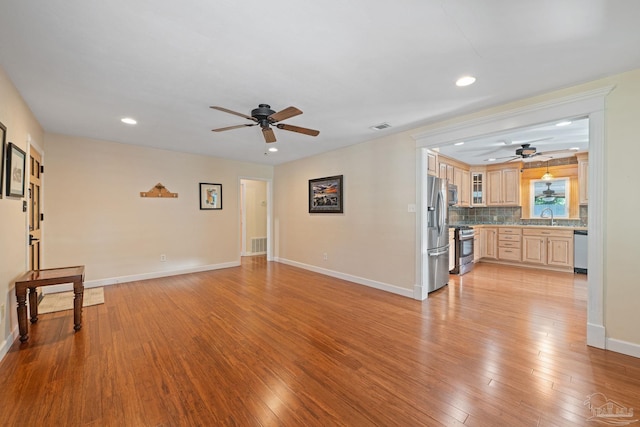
[
  {"left": 437, "top": 191, "right": 445, "bottom": 234},
  {"left": 429, "top": 246, "right": 449, "bottom": 257}
]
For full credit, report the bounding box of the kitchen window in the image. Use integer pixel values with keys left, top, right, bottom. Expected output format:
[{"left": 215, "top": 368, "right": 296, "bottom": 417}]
[{"left": 530, "top": 178, "right": 569, "bottom": 218}]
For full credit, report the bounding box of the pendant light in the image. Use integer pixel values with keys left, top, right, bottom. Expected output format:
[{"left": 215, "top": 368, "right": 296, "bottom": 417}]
[{"left": 541, "top": 160, "right": 553, "bottom": 180}]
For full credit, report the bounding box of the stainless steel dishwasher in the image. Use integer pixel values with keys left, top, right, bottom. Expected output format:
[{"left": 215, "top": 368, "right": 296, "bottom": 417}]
[{"left": 574, "top": 229, "right": 588, "bottom": 274}]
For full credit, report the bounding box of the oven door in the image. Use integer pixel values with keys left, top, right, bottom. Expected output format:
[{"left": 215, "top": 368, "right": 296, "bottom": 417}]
[{"left": 458, "top": 235, "right": 474, "bottom": 260}]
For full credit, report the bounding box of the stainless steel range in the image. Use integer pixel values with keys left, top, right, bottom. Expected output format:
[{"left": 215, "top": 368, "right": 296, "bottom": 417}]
[{"left": 451, "top": 226, "right": 475, "bottom": 275}]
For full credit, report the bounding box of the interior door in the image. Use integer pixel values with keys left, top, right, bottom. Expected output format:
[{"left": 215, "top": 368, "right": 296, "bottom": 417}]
[{"left": 29, "top": 147, "right": 42, "bottom": 271}]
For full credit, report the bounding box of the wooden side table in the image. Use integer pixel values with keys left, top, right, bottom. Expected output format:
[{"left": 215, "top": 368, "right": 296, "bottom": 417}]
[{"left": 14, "top": 266, "right": 85, "bottom": 342}]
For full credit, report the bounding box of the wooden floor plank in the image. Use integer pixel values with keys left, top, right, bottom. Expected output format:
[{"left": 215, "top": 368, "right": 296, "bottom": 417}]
[{"left": 1, "top": 258, "right": 640, "bottom": 426}]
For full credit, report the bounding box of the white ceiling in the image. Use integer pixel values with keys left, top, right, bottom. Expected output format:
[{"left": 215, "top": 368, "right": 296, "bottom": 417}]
[
  {"left": 1, "top": 1, "right": 639, "bottom": 166},
  {"left": 437, "top": 116, "right": 589, "bottom": 165}
]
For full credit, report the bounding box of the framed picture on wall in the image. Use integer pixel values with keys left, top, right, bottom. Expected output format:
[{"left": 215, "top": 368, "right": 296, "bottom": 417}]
[
  {"left": 6, "top": 142, "right": 26, "bottom": 198},
  {"left": 200, "top": 183, "right": 222, "bottom": 210},
  {"left": 309, "top": 175, "right": 343, "bottom": 213},
  {"left": 0, "top": 121, "right": 6, "bottom": 198}
]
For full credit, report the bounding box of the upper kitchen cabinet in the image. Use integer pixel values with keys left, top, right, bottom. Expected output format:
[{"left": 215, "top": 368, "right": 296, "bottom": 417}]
[
  {"left": 576, "top": 152, "right": 588, "bottom": 205},
  {"left": 439, "top": 155, "right": 470, "bottom": 207},
  {"left": 426, "top": 149, "right": 438, "bottom": 177},
  {"left": 470, "top": 167, "right": 486, "bottom": 206},
  {"left": 486, "top": 165, "right": 521, "bottom": 206}
]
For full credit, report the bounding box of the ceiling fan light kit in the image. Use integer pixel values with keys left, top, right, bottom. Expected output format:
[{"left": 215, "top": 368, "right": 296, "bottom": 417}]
[{"left": 210, "top": 104, "right": 319, "bottom": 144}]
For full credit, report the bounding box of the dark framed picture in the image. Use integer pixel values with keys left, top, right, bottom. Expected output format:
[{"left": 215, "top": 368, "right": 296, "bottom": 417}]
[
  {"left": 309, "top": 175, "right": 343, "bottom": 213},
  {"left": 200, "top": 183, "right": 222, "bottom": 210},
  {"left": 6, "top": 142, "right": 26, "bottom": 198},
  {"left": 0, "top": 121, "right": 6, "bottom": 198}
]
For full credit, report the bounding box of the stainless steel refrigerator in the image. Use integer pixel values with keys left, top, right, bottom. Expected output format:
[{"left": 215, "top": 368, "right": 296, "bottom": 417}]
[{"left": 425, "top": 176, "right": 450, "bottom": 292}]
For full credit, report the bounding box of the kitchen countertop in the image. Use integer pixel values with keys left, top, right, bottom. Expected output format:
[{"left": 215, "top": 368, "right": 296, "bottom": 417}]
[{"left": 451, "top": 223, "right": 587, "bottom": 231}]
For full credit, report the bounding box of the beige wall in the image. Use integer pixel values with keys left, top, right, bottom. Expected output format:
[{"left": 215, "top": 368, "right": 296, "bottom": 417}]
[
  {"left": 43, "top": 134, "right": 273, "bottom": 281},
  {"left": 274, "top": 68, "right": 640, "bottom": 349},
  {"left": 0, "top": 67, "right": 44, "bottom": 348},
  {"left": 242, "top": 179, "right": 267, "bottom": 254},
  {"left": 274, "top": 132, "right": 417, "bottom": 292}
]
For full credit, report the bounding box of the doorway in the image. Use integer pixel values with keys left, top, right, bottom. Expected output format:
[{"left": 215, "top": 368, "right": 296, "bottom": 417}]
[
  {"left": 240, "top": 179, "right": 269, "bottom": 258},
  {"left": 414, "top": 86, "right": 611, "bottom": 349}
]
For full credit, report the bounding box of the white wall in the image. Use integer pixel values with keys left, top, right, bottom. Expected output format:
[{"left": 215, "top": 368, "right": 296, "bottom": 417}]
[
  {"left": 0, "top": 67, "right": 44, "bottom": 352},
  {"left": 43, "top": 134, "right": 273, "bottom": 283}
]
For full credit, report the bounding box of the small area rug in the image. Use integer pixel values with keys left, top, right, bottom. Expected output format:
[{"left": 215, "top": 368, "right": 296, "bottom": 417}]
[{"left": 37, "top": 287, "right": 104, "bottom": 314}]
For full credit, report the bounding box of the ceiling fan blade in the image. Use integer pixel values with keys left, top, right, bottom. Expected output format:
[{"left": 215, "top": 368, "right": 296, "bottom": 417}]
[
  {"left": 276, "top": 123, "right": 320, "bottom": 137},
  {"left": 212, "top": 124, "right": 256, "bottom": 132},
  {"left": 269, "top": 106, "right": 302, "bottom": 123},
  {"left": 210, "top": 106, "right": 257, "bottom": 122},
  {"left": 262, "top": 127, "right": 277, "bottom": 143}
]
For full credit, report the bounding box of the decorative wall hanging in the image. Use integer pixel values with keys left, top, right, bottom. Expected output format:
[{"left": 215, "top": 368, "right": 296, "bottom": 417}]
[
  {"left": 309, "top": 175, "right": 343, "bottom": 213},
  {"left": 200, "top": 183, "right": 222, "bottom": 210},
  {"left": 140, "top": 183, "right": 178, "bottom": 198},
  {"left": 0, "top": 121, "right": 6, "bottom": 198},
  {"left": 6, "top": 142, "right": 26, "bottom": 198}
]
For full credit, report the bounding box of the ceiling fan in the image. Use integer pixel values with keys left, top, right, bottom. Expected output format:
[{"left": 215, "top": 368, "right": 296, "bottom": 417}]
[
  {"left": 210, "top": 104, "right": 320, "bottom": 143},
  {"left": 489, "top": 143, "right": 571, "bottom": 163}
]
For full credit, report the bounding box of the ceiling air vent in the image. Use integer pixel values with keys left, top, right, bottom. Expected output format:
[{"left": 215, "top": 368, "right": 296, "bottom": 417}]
[{"left": 370, "top": 122, "right": 392, "bottom": 131}]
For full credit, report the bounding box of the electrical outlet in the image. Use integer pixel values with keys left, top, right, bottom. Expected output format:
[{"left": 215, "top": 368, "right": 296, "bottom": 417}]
[
  {"left": 323, "top": 253, "right": 328, "bottom": 261},
  {"left": 160, "top": 254, "right": 167, "bottom": 262}
]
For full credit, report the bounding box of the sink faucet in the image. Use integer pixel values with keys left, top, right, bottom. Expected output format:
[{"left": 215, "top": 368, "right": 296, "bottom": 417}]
[{"left": 540, "top": 208, "right": 555, "bottom": 226}]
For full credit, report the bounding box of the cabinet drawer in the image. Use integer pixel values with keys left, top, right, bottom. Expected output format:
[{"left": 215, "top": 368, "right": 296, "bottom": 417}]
[
  {"left": 499, "top": 247, "right": 521, "bottom": 261},
  {"left": 499, "top": 240, "right": 521, "bottom": 249},
  {"left": 523, "top": 228, "right": 573, "bottom": 238},
  {"left": 498, "top": 234, "right": 521, "bottom": 242},
  {"left": 499, "top": 227, "right": 522, "bottom": 235}
]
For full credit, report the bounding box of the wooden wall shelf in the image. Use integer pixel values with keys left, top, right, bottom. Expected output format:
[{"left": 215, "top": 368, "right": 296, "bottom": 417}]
[{"left": 140, "top": 183, "right": 178, "bottom": 198}]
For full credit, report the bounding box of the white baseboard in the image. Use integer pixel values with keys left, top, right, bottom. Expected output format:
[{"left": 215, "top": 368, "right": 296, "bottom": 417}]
[
  {"left": 41, "top": 261, "right": 241, "bottom": 294},
  {"left": 274, "top": 257, "right": 414, "bottom": 298},
  {"left": 606, "top": 338, "right": 640, "bottom": 359},
  {"left": 0, "top": 325, "right": 19, "bottom": 362},
  {"left": 587, "top": 322, "right": 606, "bottom": 349}
]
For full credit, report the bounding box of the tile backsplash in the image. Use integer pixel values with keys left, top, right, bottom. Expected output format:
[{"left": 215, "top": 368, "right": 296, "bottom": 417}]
[{"left": 449, "top": 205, "right": 587, "bottom": 227}]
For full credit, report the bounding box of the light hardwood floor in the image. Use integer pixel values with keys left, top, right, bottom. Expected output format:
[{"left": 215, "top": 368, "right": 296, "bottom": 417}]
[{"left": 1, "top": 257, "right": 639, "bottom": 426}]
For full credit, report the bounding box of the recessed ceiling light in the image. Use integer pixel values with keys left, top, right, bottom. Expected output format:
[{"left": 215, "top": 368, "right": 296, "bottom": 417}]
[
  {"left": 456, "top": 76, "right": 476, "bottom": 87},
  {"left": 485, "top": 158, "right": 496, "bottom": 162},
  {"left": 121, "top": 117, "right": 137, "bottom": 125},
  {"left": 569, "top": 147, "right": 580, "bottom": 151},
  {"left": 556, "top": 121, "right": 572, "bottom": 127},
  {"left": 454, "top": 142, "right": 465, "bottom": 146},
  {"left": 268, "top": 147, "right": 278, "bottom": 152}
]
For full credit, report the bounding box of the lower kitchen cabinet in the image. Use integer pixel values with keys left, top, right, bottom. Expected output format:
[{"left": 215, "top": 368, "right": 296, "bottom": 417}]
[
  {"left": 483, "top": 228, "right": 498, "bottom": 259},
  {"left": 522, "top": 229, "right": 574, "bottom": 269},
  {"left": 498, "top": 227, "right": 521, "bottom": 262}
]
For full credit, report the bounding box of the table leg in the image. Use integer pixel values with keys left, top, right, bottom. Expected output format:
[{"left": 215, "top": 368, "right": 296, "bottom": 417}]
[
  {"left": 28, "top": 287, "right": 39, "bottom": 324},
  {"left": 16, "top": 287, "right": 29, "bottom": 342},
  {"left": 73, "top": 280, "right": 84, "bottom": 332}
]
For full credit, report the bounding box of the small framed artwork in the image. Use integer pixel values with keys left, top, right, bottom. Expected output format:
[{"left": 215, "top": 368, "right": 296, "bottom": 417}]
[
  {"left": 0, "top": 121, "right": 6, "bottom": 198},
  {"left": 6, "top": 142, "right": 26, "bottom": 198},
  {"left": 200, "top": 183, "right": 222, "bottom": 210},
  {"left": 309, "top": 175, "right": 343, "bottom": 213}
]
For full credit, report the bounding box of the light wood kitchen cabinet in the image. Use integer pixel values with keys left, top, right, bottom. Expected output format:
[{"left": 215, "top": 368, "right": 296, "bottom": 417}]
[
  {"left": 460, "top": 169, "right": 470, "bottom": 207},
  {"left": 483, "top": 227, "right": 498, "bottom": 259},
  {"left": 471, "top": 170, "right": 486, "bottom": 206},
  {"left": 427, "top": 150, "right": 438, "bottom": 177},
  {"left": 522, "top": 228, "right": 573, "bottom": 269},
  {"left": 577, "top": 152, "right": 588, "bottom": 205},
  {"left": 449, "top": 229, "right": 455, "bottom": 271},
  {"left": 487, "top": 167, "right": 520, "bottom": 206},
  {"left": 498, "top": 227, "right": 522, "bottom": 262},
  {"left": 473, "top": 230, "right": 483, "bottom": 262}
]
